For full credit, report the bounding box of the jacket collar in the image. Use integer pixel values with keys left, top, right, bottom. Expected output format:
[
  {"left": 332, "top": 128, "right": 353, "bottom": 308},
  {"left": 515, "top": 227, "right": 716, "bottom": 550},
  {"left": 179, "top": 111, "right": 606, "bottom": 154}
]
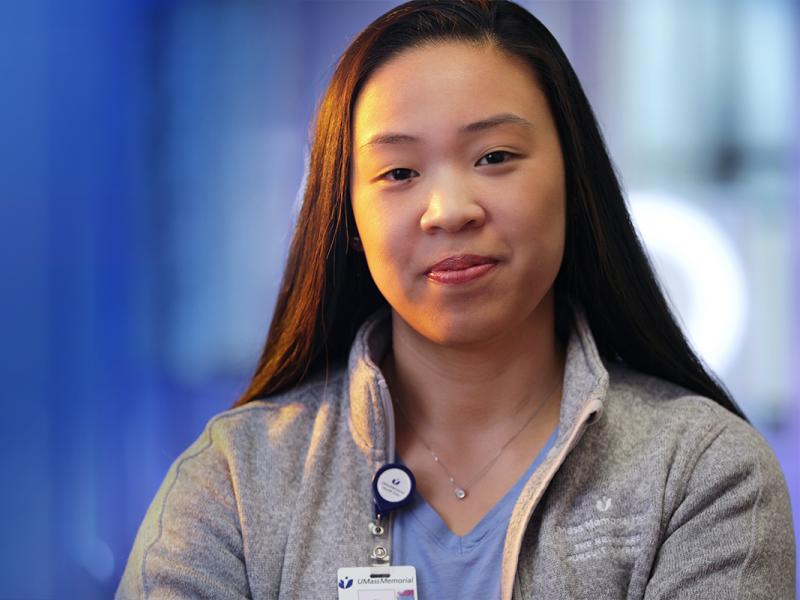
[
  {"left": 556, "top": 307, "right": 609, "bottom": 438},
  {"left": 344, "top": 307, "right": 609, "bottom": 458}
]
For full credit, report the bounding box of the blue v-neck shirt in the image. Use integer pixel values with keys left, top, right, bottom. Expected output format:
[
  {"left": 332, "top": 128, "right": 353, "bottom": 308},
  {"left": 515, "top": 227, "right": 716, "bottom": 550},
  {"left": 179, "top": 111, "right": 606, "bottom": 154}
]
[{"left": 392, "top": 430, "right": 557, "bottom": 599}]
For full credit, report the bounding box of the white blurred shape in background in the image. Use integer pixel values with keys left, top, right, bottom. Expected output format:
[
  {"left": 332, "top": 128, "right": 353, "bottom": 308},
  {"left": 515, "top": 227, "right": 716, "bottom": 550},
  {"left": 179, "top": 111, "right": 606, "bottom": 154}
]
[{"left": 628, "top": 191, "right": 750, "bottom": 378}]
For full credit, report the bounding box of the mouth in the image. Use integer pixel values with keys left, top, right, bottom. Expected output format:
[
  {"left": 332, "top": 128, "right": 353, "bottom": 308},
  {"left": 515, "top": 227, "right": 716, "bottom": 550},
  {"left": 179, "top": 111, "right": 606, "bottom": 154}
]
[{"left": 425, "top": 254, "right": 499, "bottom": 285}]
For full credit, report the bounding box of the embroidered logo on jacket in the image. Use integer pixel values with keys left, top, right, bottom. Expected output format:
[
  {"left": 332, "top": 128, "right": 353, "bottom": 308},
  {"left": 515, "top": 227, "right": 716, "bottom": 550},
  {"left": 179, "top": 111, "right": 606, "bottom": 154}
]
[
  {"left": 560, "top": 503, "right": 645, "bottom": 563},
  {"left": 596, "top": 496, "right": 612, "bottom": 512}
]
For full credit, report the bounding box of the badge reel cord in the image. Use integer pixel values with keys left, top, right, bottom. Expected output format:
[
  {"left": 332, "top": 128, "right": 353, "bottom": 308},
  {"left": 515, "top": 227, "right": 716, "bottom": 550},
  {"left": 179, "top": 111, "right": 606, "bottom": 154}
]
[
  {"left": 371, "top": 462, "right": 415, "bottom": 573},
  {"left": 367, "top": 375, "right": 413, "bottom": 575}
]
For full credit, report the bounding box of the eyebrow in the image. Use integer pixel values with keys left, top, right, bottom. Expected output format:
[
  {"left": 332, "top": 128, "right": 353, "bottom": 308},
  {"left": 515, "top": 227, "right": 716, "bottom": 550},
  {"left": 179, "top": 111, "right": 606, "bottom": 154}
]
[{"left": 359, "top": 113, "right": 533, "bottom": 149}]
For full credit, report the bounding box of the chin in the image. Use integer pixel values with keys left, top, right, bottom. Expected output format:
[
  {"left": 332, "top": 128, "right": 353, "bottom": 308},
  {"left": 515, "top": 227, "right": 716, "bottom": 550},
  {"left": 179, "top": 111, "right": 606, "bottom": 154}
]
[
  {"left": 393, "top": 287, "right": 557, "bottom": 349},
  {"left": 410, "top": 307, "right": 511, "bottom": 348}
]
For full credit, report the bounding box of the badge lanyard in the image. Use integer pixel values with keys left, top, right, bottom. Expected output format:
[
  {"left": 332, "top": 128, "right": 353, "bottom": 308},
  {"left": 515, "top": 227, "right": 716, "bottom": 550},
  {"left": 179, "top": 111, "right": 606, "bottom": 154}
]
[
  {"left": 336, "top": 463, "right": 419, "bottom": 598},
  {"left": 370, "top": 463, "right": 416, "bottom": 564}
]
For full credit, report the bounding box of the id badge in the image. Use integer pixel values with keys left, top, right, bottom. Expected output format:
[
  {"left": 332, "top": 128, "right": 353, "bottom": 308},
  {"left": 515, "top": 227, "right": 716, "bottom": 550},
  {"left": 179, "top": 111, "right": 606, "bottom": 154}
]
[{"left": 337, "top": 566, "right": 418, "bottom": 599}]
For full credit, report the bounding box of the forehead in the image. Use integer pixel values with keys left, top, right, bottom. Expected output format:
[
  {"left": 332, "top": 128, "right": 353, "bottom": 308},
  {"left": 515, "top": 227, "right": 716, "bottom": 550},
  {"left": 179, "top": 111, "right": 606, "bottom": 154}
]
[{"left": 352, "top": 41, "right": 548, "bottom": 147}]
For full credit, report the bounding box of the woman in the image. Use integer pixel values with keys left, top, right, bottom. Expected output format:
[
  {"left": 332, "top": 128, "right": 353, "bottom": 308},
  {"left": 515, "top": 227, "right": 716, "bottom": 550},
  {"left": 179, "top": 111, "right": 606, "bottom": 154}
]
[{"left": 117, "top": 1, "right": 795, "bottom": 598}]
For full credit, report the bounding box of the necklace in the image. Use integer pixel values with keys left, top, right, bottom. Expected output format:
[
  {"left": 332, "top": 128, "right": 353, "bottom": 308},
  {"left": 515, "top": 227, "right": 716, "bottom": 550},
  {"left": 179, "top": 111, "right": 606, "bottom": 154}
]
[{"left": 394, "top": 378, "right": 562, "bottom": 500}]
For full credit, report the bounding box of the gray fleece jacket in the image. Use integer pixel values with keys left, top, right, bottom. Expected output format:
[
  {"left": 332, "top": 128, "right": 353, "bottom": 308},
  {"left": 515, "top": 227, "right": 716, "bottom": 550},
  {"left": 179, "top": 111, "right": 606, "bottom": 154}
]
[{"left": 117, "top": 310, "right": 796, "bottom": 599}]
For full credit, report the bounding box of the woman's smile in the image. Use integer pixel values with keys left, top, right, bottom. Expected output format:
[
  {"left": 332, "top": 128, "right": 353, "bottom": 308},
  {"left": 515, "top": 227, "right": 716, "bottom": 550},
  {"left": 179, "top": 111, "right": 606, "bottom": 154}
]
[{"left": 425, "top": 254, "right": 499, "bottom": 285}]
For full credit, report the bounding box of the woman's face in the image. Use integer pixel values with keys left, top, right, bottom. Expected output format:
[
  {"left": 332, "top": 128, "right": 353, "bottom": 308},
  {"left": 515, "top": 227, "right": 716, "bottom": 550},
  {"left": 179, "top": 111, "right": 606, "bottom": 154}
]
[{"left": 350, "top": 41, "right": 566, "bottom": 346}]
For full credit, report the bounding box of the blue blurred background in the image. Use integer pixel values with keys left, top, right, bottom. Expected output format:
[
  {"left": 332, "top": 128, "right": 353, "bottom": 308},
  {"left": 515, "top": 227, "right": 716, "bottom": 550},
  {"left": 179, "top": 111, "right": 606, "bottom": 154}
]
[{"left": 1, "top": 0, "right": 797, "bottom": 597}]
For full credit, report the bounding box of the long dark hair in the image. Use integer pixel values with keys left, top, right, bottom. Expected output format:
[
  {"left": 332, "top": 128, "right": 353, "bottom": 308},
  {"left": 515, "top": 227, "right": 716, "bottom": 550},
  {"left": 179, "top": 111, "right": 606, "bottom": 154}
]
[{"left": 233, "top": 0, "right": 744, "bottom": 419}]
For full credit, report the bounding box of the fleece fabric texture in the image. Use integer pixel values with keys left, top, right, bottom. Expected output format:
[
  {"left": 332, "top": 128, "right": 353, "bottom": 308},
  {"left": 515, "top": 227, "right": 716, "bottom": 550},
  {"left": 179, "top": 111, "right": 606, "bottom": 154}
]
[{"left": 117, "top": 310, "right": 796, "bottom": 599}]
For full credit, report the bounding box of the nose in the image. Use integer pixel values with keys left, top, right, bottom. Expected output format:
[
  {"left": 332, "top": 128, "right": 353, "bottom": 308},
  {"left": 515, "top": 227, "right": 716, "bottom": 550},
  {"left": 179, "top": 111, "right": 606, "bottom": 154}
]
[{"left": 419, "top": 174, "right": 486, "bottom": 234}]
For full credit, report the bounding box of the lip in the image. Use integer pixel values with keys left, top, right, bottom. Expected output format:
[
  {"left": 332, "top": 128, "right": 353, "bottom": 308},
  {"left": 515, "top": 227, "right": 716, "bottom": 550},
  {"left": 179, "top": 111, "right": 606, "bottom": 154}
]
[{"left": 425, "top": 254, "right": 499, "bottom": 285}]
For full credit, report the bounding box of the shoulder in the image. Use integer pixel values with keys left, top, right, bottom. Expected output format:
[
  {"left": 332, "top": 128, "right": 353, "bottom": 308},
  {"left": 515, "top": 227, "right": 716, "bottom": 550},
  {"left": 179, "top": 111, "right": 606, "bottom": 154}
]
[
  {"left": 197, "top": 367, "right": 348, "bottom": 455},
  {"left": 566, "top": 361, "right": 789, "bottom": 503},
  {"left": 149, "top": 367, "right": 349, "bottom": 506},
  {"left": 591, "top": 363, "right": 789, "bottom": 511},
  {"left": 153, "top": 365, "right": 349, "bottom": 507},
  {"left": 602, "top": 362, "right": 763, "bottom": 453}
]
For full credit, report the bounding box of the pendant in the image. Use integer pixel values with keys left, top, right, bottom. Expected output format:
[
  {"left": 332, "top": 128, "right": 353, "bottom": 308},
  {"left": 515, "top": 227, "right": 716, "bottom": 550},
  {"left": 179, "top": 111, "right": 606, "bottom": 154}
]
[{"left": 454, "top": 488, "right": 467, "bottom": 500}]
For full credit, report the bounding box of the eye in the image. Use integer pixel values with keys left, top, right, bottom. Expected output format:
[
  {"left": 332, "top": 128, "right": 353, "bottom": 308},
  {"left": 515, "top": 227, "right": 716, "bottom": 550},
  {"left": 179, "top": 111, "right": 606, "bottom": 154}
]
[
  {"left": 381, "top": 167, "right": 418, "bottom": 182},
  {"left": 476, "top": 151, "right": 515, "bottom": 166}
]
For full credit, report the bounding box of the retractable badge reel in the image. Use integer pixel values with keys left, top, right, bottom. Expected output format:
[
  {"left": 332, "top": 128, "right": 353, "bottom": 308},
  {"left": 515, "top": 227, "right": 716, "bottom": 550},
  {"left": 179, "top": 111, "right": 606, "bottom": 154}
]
[
  {"left": 372, "top": 463, "right": 415, "bottom": 518},
  {"left": 336, "top": 463, "right": 419, "bottom": 599}
]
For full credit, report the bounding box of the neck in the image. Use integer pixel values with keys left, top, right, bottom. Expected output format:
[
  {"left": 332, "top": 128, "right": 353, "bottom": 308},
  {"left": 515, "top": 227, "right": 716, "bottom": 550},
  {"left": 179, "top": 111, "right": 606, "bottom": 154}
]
[{"left": 382, "top": 298, "right": 565, "bottom": 447}]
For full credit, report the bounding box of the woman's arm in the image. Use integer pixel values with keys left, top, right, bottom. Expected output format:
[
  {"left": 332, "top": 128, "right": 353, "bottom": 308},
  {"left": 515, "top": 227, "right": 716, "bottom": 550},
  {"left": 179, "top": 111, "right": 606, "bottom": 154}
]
[
  {"left": 116, "top": 423, "right": 251, "bottom": 599},
  {"left": 644, "top": 418, "right": 795, "bottom": 599}
]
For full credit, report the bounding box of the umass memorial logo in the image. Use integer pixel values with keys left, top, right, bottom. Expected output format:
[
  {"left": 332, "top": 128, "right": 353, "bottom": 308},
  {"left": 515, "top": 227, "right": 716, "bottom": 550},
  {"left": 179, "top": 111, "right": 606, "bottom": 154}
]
[{"left": 338, "top": 576, "right": 353, "bottom": 589}]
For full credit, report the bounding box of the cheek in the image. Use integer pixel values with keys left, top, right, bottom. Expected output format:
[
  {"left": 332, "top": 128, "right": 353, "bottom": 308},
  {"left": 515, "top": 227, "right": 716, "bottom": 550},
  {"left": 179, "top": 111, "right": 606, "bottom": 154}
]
[
  {"left": 497, "top": 199, "right": 565, "bottom": 295},
  {"left": 354, "top": 202, "right": 396, "bottom": 258},
  {"left": 501, "top": 176, "right": 566, "bottom": 256},
  {"left": 352, "top": 197, "right": 417, "bottom": 292}
]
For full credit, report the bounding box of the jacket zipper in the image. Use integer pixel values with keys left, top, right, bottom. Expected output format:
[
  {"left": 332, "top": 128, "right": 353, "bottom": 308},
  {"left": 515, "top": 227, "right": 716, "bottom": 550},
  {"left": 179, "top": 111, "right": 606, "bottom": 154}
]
[{"left": 501, "top": 397, "right": 604, "bottom": 600}]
